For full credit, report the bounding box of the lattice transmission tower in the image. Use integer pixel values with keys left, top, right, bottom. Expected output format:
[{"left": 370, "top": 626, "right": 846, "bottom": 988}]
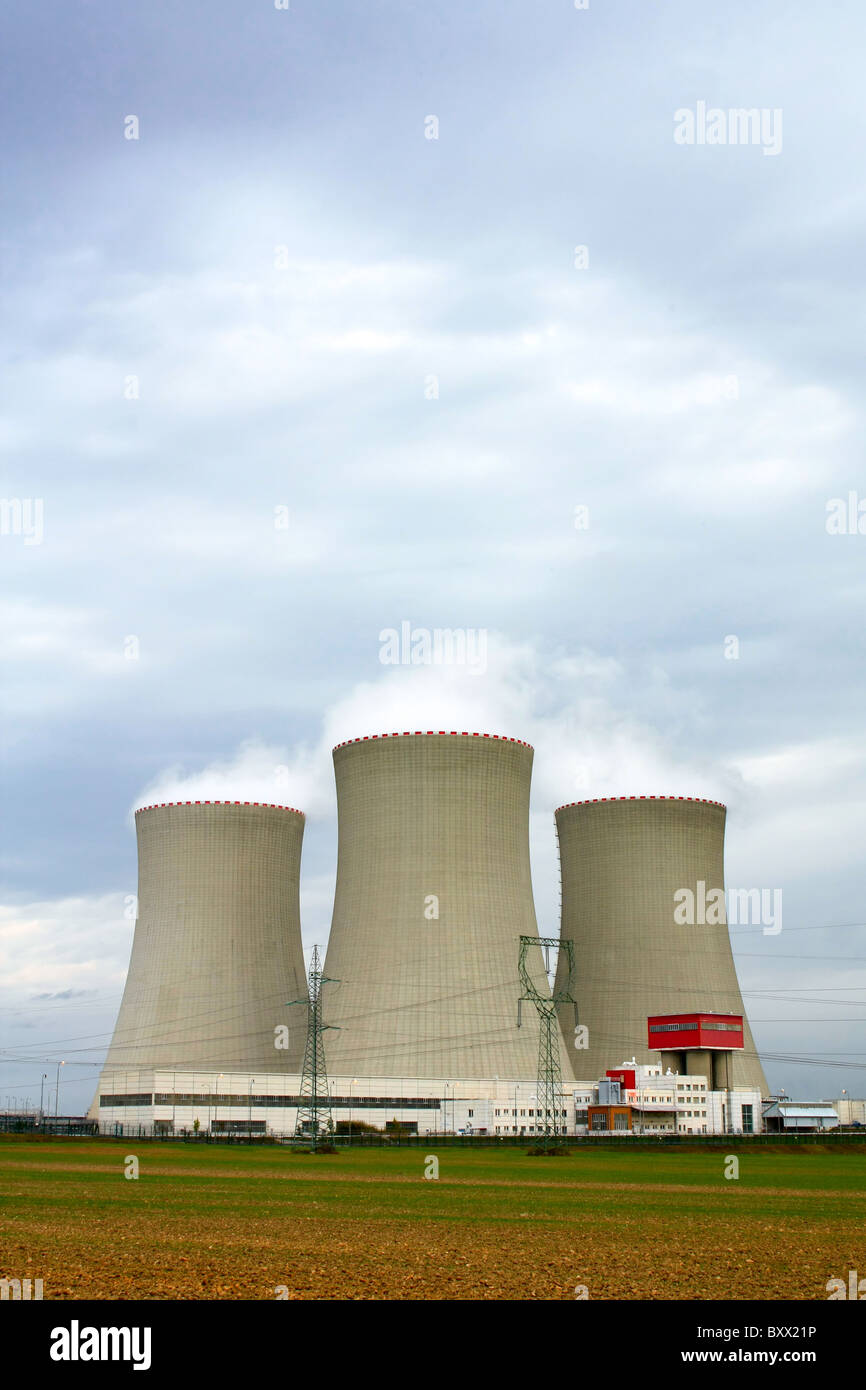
[
  {"left": 287, "top": 945, "right": 338, "bottom": 1149},
  {"left": 518, "top": 936, "right": 577, "bottom": 1144}
]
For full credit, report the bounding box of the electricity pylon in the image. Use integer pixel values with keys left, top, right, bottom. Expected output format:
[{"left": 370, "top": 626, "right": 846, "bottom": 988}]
[
  {"left": 518, "top": 936, "right": 576, "bottom": 1144},
  {"left": 287, "top": 945, "right": 338, "bottom": 1149}
]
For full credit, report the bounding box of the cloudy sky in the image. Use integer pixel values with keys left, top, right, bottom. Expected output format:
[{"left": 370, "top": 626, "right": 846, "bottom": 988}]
[{"left": 2, "top": 0, "right": 864, "bottom": 1113}]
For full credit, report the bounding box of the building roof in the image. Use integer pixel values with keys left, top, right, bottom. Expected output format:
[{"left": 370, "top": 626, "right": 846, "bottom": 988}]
[{"left": 763, "top": 1103, "right": 838, "bottom": 1119}]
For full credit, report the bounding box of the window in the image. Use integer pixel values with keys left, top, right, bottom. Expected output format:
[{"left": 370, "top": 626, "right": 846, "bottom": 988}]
[
  {"left": 468, "top": 1109, "right": 473, "bottom": 1117},
  {"left": 742, "top": 1104, "right": 754, "bottom": 1134}
]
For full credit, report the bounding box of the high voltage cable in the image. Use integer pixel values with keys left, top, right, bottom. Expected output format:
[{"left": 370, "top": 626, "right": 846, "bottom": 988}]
[
  {"left": 730, "top": 923, "right": 866, "bottom": 933},
  {"left": 734, "top": 953, "right": 866, "bottom": 961},
  {"left": 3, "top": 945, "right": 865, "bottom": 1040},
  {"left": 3, "top": 941, "right": 866, "bottom": 1082},
  {"left": 4, "top": 968, "right": 866, "bottom": 1059}
]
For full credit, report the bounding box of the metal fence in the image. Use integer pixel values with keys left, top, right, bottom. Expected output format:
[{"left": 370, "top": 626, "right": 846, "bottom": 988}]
[
  {"left": 2, "top": 1120, "right": 863, "bottom": 1149},
  {"left": 0, "top": 1116, "right": 98, "bottom": 1137},
  {"left": 330, "top": 1130, "right": 866, "bottom": 1150}
]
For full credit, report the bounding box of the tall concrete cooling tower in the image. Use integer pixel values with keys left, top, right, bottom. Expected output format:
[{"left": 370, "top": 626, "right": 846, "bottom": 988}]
[
  {"left": 95, "top": 800, "right": 309, "bottom": 1083},
  {"left": 323, "top": 731, "right": 563, "bottom": 1081},
  {"left": 553, "top": 796, "right": 767, "bottom": 1093}
]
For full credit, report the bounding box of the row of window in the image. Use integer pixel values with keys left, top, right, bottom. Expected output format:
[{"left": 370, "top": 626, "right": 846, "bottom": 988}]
[
  {"left": 494, "top": 1108, "right": 567, "bottom": 1118},
  {"left": 493, "top": 1125, "right": 563, "bottom": 1134},
  {"left": 648, "top": 1021, "right": 742, "bottom": 1033},
  {"left": 211, "top": 1121, "right": 266, "bottom": 1133},
  {"left": 641, "top": 1088, "right": 706, "bottom": 1103},
  {"left": 102, "top": 1093, "right": 441, "bottom": 1110}
]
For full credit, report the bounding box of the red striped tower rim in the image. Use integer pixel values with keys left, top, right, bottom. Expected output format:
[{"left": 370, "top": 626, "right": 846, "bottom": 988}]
[
  {"left": 554, "top": 795, "right": 726, "bottom": 813},
  {"left": 135, "top": 800, "right": 305, "bottom": 816},
  {"left": 332, "top": 730, "right": 534, "bottom": 752}
]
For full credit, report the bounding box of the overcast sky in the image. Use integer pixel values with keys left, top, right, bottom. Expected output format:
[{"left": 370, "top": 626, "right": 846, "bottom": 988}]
[{"left": 2, "top": 0, "right": 865, "bottom": 1113}]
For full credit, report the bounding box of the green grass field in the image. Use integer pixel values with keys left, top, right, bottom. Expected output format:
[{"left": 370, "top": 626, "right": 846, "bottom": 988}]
[{"left": 2, "top": 1137, "right": 864, "bottom": 1299}]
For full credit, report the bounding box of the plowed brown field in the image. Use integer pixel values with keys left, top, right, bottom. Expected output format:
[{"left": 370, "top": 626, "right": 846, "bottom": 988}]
[{"left": 2, "top": 1139, "right": 863, "bottom": 1300}]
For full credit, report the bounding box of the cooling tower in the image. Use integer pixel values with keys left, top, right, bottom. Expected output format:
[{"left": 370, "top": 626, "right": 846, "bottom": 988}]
[
  {"left": 553, "top": 796, "right": 767, "bottom": 1093},
  {"left": 323, "top": 731, "right": 564, "bottom": 1081},
  {"left": 94, "top": 800, "right": 309, "bottom": 1083}
]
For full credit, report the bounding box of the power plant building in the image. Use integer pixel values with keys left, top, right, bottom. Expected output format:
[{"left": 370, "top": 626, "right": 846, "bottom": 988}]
[
  {"left": 322, "top": 731, "right": 560, "bottom": 1082},
  {"left": 91, "top": 801, "right": 309, "bottom": 1101},
  {"left": 552, "top": 796, "right": 767, "bottom": 1093},
  {"left": 89, "top": 739, "right": 770, "bottom": 1132}
]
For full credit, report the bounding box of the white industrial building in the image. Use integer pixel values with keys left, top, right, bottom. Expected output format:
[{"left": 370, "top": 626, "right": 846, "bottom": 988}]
[
  {"left": 762, "top": 1100, "right": 839, "bottom": 1133},
  {"left": 823, "top": 1096, "right": 865, "bottom": 1126},
  {"left": 95, "top": 1060, "right": 763, "bottom": 1138},
  {"left": 598, "top": 1061, "right": 763, "bottom": 1135}
]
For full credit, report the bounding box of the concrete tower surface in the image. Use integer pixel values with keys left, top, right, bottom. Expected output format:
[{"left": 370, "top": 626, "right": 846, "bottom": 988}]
[
  {"left": 94, "top": 800, "right": 309, "bottom": 1087},
  {"left": 323, "top": 731, "right": 564, "bottom": 1081},
  {"left": 553, "top": 796, "right": 767, "bottom": 1093}
]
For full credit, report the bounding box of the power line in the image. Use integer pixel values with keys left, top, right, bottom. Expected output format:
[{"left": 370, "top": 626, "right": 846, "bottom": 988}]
[
  {"left": 730, "top": 923, "right": 866, "bottom": 934},
  {"left": 734, "top": 953, "right": 866, "bottom": 961}
]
